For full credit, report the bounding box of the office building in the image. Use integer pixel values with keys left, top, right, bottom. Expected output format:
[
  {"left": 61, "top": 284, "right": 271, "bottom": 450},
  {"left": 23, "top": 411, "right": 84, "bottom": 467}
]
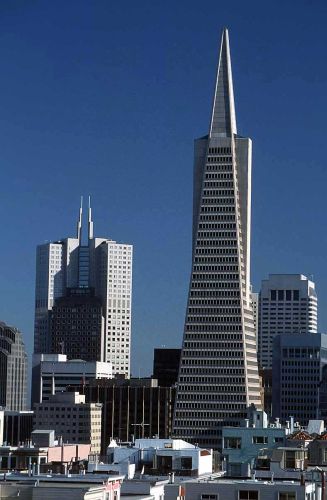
[
  {"left": 272, "top": 333, "right": 327, "bottom": 426},
  {"left": 153, "top": 348, "right": 181, "bottom": 387},
  {"left": 33, "top": 392, "right": 102, "bottom": 454},
  {"left": 0, "top": 322, "right": 28, "bottom": 411},
  {"left": 251, "top": 290, "right": 259, "bottom": 344},
  {"left": 31, "top": 353, "right": 112, "bottom": 404},
  {"left": 50, "top": 287, "right": 104, "bottom": 361},
  {"left": 173, "top": 28, "right": 261, "bottom": 449},
  {"left": 258, "top": 274, "right": 317, "bottom": 370},
  {"left": 258, "top": 275, "right": 317, "bottom": 416},
  {"left": 34, "top": 198, "right": 133, "bottom": 376},
  {"left": 75, "top": 377, "right": 175, "bottom": 453}
]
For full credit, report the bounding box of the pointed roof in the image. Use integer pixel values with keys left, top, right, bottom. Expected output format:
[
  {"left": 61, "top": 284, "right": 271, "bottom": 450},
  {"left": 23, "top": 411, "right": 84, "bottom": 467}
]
[
  {"left": 88, "top": 195, "right": 94, "bottom": 240},
  {"left": 209, "top": 28, "right": 237, "bottom": 138},
  {"left": 77, "top": 196, "right": 83, "bottom": 242}
]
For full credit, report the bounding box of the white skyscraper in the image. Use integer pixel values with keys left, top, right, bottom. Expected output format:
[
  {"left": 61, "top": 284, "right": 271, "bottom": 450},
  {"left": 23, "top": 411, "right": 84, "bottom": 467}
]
[
  {"left": 34, "top": 198, "right": 133, "bottom": 376},
  {"left": 173, "top": 29, "right": 262, "bottom": 450},
  {"left": 258, "top": 274, "right": 318, "bottom": 370}
]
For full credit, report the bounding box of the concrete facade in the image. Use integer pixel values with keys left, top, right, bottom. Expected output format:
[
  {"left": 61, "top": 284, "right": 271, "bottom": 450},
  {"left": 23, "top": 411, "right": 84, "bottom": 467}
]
[
  {"left": 34, "top": 200, "right": 133, "bottom": 376},
  {"left": 272, "top": 333, "right": 327, "bottom": 426},
  {"left": 173, "top": 28, "right": 261, "bottom": 450},
  {"left": 31, "top": 353, "right": 112, "bottom": 404},
  {"left": 222, "top": 410, "right": 289, "bottom": 477},
  {"left": 0, "top": 321, "right": 28, "bottom": 411},
  {"left": 258, "top": 274, "right": 318, "bottom": 370},
  {"left": 33, "top": 392, "right": 102, "bottom": 454}
]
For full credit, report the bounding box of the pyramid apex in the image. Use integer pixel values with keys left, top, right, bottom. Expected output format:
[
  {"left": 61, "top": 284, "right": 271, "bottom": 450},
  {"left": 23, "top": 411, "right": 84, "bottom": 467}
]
[{"left": 209, "top": 28, "right": 237, "bottom": 138}]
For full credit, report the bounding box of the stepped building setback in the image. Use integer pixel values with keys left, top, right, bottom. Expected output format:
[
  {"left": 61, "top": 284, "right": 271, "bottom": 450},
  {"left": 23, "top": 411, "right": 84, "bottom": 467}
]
[
  {"left": 173, "top": 29, "right": 262, "bottom": 450},
  {"left": 34, "top": 198, "right": 133, "bottom": 376}
]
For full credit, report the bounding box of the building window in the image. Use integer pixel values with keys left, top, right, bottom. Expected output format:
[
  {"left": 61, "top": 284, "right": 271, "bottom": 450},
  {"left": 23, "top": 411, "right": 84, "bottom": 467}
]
[
  {"left": 224, "top": 437, "right": 241, "bottom": 449},
  {"left": 252, "top": 436, "right": 268, "bottom": 444},
  {"left": 201, "top": 496, "right": 218, "bottom": 500},
  {"left": 239, "top": 492, "right": 258, "bottom": 500},
  {"left": 181, "top": 457, "right": 192, "bottom": 469},
  {"left": 279, "top": 494, "right": 296, "bottom": 500}
]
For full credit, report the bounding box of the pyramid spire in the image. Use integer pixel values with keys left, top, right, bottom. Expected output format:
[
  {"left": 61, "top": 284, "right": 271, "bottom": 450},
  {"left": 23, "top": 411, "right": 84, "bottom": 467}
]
[{"left": 209, "top": 28, "right": 237, "bottom": 138}]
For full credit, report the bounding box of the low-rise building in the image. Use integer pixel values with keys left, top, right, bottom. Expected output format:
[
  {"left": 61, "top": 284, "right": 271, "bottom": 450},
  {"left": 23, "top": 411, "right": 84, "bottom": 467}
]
[
  {"left": 0, "top": 440, "right": 90, "bottom": 472},
  {"left": 33, "top": 392, "right": 102, "bottom": 453},
  {"left": 183, "top": 478, "right": 316, "bottom": 500},
  {"left": 222, "top": 410, "right": 290, "bottom": 477},
  {"left": 0, "top": 410, "right": 33, "bottom": 446},
  {"left": 89, "top": 437, "right": 212, "bottom": 480},
  {"left": 0, "top": 472, "right": 123, "bottom": 500}
]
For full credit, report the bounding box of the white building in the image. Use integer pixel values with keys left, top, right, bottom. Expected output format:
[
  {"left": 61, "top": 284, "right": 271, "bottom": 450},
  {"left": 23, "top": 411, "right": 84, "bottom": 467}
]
[
  {"left": 0, "top": 473, "right": 123, "bottom": 500},
  {"left": 34, "top": 198, "right": 133, "bottom": 376},
  {"left": 88, "top": 438, "right": 213, "bottom": 479},
  {"left": 31, "top": 354, "right": 112, "bottom": 404},
  {"left": 258, "top": 274, "right": 318, "bottom": 369},
  {"left": 183, "top": 478, "right": 316, "bottom": 500},
  {"left": 251, "top": 290, "right": 259, "bottom": 346},
  {"left": 173, "top": 28, "right": 262, "bottom": 450}
]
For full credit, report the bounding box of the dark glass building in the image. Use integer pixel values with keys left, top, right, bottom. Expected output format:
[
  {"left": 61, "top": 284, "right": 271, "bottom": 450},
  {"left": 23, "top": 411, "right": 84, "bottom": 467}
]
[
  {"left": 153, "top": 348, "right": 181, "bottom": 387},
  {"left": 272, "top": 333, "right": 327, "bottom": 426},
  {"left": 50, "top": 287, "right": 104, "bottom": 361},
  {"left": 72, "top": 378, "right": 175, "bottom": 454}
]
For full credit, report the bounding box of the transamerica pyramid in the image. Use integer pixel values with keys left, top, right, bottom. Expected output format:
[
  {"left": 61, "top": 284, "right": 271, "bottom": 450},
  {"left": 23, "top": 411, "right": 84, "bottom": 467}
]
[{"left": 173, "top": 28, "right": 262, "bottom": 450}]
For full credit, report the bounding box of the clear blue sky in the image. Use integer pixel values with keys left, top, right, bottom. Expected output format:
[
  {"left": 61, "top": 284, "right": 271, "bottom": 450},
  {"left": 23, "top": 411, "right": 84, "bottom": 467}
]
[{"left": 1, "top": 0, "right": 327, "bottom": 376}]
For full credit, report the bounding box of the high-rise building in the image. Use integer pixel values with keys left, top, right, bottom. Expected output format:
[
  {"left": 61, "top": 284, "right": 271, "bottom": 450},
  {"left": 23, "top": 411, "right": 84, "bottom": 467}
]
[
  {"left": 34, "top": 198, "right": 133, "bottom": 376},
  {"left": 0, "top": 322, "right": 28, "bottom": 411},
  {"left": 173, "top": 29, "right": 262, "bottom": 450},
  {"left": 251, "top": 290, "right": 259, "bottom": 345},
  {"left": 272, "top": 333, "right": 327, "bottom": 426},
  {"left": 50, "top": 287, "right": 104, "bottom": 362},
  {"left": 258, "top": 274, "right": 317, "bottom": 370},
  {"left": 153, "top": 348, "right": 181, "bottom": 387}
]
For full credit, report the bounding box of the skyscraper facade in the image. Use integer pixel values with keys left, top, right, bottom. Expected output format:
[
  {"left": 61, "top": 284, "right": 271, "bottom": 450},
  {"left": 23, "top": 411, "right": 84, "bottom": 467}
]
[
  {"left": 258, "top": 274, "right": 317, "bottom": 370},
  {"left": 0, "top": 322, "right": 28, "bottom": 411},
  {"left": 272, "top": 333, "right": 327, "bottom": 425},
  {"left": 173, "top": 29, "right": 262, "bottom": 449},
  {"left": 34, "top": 199, "right": 133, "bottom": 376}
]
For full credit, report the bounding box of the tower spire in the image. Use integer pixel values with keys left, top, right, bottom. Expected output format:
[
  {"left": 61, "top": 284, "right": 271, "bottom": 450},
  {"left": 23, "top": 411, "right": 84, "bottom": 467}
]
[
  {"left": 88, "top": 195, "right": 94, "bottom": 240},
  {"left": 209, "top": 28, "right": 237, "bottom": 138},
  {"left": 77, "top": 196, "right": 83, "bottom": 242}
]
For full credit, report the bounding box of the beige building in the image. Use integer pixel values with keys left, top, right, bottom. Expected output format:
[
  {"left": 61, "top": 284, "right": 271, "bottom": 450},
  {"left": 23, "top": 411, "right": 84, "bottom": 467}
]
[{"left": 33, "top": 392, "right": 102, "bottom": 454}]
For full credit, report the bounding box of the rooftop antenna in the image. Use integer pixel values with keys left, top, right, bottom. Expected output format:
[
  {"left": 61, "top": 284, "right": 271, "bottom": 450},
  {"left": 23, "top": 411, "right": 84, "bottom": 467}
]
[
  {"left": 88, "top": 195, "right": 94, "bottom": 240},
  {"left": 77, "top": 196, "right": 83, "bottom": 243}
]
